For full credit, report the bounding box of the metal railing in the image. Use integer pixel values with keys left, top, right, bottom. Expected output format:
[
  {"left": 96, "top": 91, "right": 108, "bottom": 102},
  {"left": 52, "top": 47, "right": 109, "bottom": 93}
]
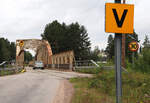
[
  {"left": 102, "top": 65, "right": 128, "bottom": 73},
  {"left": 0, "top": 61, "right": 24, "bottom": 76},
  {"left": 74, "top": 60, "right": 99, "bottom": 69}
]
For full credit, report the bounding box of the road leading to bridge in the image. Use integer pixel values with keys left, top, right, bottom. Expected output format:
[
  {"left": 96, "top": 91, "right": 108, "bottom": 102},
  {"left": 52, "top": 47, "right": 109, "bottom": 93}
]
[{"left": 0, "top": 67, "right": 91, "bottom": 103}]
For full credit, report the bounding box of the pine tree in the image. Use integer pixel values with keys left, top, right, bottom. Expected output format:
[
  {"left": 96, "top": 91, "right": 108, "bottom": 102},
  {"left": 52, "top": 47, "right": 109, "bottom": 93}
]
[
  {"left": 0, "top": 38, "right": 16, "bottom": 63},
  {"left": 105, "top": 34, "right": 114, "bottom": 60},
  {"left": 41, "top": 20, "right": 91, "bottom": 60},
  {"left": 143, "top": 35, "right": 150, "bottom": 49}
]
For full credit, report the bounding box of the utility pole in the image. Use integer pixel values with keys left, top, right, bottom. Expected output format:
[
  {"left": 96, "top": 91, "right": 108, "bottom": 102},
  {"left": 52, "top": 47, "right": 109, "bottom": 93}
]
[
  {"left": 123, "top": 0, "right": 125, "bottom": 3},
  {"left": 122, "top": 0, "right": 126, "bottom": 68}
]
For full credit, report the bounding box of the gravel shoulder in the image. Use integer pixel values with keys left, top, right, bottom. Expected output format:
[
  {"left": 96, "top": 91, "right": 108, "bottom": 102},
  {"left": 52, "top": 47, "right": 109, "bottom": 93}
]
[{"left": 53, "top": 80, "right": 74, "bottom": 103}]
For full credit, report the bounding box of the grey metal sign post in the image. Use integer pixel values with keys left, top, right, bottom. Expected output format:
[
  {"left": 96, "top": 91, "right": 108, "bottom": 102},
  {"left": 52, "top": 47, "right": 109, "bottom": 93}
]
[
  {"left": 115, "top": 34, "right": 122, "bottom": 103},
  {"left": 115, "top": 0, "right": 122, "bottom": 103},
  {"left": 106, "top": 0, "right": 134, "bottom": 102}
]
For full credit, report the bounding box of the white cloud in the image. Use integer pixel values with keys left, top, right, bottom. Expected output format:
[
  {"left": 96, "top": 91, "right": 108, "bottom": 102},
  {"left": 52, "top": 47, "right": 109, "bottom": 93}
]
[{"left": 0, "top": 0, "right": 149, "bottom": 50}]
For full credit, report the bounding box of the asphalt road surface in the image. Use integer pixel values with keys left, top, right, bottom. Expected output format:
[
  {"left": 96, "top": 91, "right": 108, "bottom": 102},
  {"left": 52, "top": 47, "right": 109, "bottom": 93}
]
[{"left": 0, "top": 67, "right": 91, "bottom": 103}]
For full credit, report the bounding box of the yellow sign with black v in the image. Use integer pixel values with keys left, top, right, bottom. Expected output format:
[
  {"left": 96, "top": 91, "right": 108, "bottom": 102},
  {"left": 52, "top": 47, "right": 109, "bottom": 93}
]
[
  {"left": 105, "top": 3, "right": 134, "bottom": 34},
  {"left": 19, "top": 40, "right": 24, "bottom": 47}
]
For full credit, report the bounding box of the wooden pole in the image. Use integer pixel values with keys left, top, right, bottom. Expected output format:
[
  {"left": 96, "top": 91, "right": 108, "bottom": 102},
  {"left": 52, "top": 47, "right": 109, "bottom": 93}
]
[
  {"left": 121, "top": 0, "right": 126, "bottom": 68},
  {"left": 123, "top": 0, "right": 125, "bottom": 3}
]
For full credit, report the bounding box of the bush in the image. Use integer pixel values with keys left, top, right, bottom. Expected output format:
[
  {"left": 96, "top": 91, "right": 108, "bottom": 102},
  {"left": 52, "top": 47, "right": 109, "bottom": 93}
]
[
  {"left": 88, "top": 70, "right": 116, "bottom": 95},
  {"left": 133, "top": 49, "right": 150, "bottom": 73},
  {"left": 71, "top": 69, "right": 150, "bottom": 103},
  {"left": 88, "top": 78, "right": 100, "bottom": 88}
]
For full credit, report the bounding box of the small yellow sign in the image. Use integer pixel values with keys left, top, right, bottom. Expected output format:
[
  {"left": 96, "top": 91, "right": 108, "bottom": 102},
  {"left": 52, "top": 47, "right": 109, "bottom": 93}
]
[
  {"left": 19, "top": 40, "right": 24, "bottom": 47},
  {"left": 105, "top": 3, "right": 134, "bottom": 34}
]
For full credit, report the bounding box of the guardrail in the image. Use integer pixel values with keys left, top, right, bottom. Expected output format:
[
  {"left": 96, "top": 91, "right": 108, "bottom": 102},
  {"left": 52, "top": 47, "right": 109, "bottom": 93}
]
[
  {"left": 75, "top": 60, "right": 99, "bottom": 69},
  {"left": 102, "top": 65, "right": 128, "bottom": 73},
  {"left": 0, "top": 61, "right": 7, "bottom": 66}
]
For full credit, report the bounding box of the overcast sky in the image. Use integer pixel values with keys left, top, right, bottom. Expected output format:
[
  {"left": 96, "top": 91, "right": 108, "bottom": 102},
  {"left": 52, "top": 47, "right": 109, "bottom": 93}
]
[{"left": 0, "top": 0, "right": 149, "bottom": 50}]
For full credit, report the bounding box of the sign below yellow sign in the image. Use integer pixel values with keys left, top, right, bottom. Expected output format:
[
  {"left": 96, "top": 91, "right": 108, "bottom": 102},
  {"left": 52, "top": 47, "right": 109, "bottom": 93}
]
[
  {"left": 128, "top": 41, "right": 139, "bottom": 52},
  {"left": 105, "top": 3, "right": 134, "bottom": 34}
]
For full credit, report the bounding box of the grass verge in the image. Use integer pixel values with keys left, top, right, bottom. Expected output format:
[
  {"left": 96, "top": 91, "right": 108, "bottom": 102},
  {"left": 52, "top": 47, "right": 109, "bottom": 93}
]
[
  {"left": 0, "top": 68, "right": 26, "bottom": 76},
  {"left": 70, "top": 70, "right": 150, "bottom": 103},
  {"left": 75, "top": 68, "right": 102, "bottom": 74}
]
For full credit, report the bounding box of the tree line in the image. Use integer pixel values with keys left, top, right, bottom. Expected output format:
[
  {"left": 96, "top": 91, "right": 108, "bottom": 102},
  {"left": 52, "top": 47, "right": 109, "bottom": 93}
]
[
  {"left": 0, "top": 38, "right": 16, "bottom": 63},
  {"left": 0, "top": 20, "right": 102, "bottom": 63},
  {"left": 105, "top": 32, "right": 150, "bottom": 73},
  {"left": 0, "top": 38, "right": 33, "bottom": 63},
  {"left": 134, "top": 35, "right": 150, "bottom": 73}
]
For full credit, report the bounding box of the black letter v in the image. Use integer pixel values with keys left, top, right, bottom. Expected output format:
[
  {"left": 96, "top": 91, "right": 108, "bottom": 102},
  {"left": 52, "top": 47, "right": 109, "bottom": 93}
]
[{"left": 112, "top": 9, "right": 128, "bottom": 28}]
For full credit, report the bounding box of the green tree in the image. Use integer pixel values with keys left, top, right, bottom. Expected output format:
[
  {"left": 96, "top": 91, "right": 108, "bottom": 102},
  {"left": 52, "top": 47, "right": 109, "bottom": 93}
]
[
  {"left": 24, "top": 51, "right": 33, "bottom": 63},
  {"left": 41, "top": 20, "right": 64, "bottom": 53},
  {"left": 133, "top": 35, "right": 150, "bottom": 73},
  {"left": 0, "top": 38, "right": 11, "bottom": 62},
  {"left": 9, "top": 42, "right": 16, "bottom": 60},
  {"left": 134, "top": 49, "right": 150, "bottom": 73},
  {"left": 105, "top": 34, "right": 114, "bottom": 60},
  {"left": 0, "top": 38, "right": 16, "bottom": 63},
  {"left": 90, "top": 46, "right": 100, "bottom": 61},
  {"left": 143, "top": 35, "right": 150, "bottom": 49},
  {"left": 41, "top": 20, "right": 91, "bottom": 60}
]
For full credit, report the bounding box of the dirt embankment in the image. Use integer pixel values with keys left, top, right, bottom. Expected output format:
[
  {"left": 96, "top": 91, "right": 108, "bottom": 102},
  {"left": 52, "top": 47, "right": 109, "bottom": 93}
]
[{"left": 53, "top": 80, "right": 74, "bottom": 103}]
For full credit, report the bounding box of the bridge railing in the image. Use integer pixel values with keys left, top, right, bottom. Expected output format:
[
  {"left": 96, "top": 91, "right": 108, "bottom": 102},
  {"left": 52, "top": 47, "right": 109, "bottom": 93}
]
[
  {"left": 46, "top": 60, "right": 99, "bottom": 70},
  {"left": 46, "top": 64, "right": 73, "bottom": 71}
]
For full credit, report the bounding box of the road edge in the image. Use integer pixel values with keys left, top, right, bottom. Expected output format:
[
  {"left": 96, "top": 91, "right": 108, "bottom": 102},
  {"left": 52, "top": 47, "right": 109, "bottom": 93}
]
[{"left": 52, "top": 80, "right": 74, "bottom": 103}]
